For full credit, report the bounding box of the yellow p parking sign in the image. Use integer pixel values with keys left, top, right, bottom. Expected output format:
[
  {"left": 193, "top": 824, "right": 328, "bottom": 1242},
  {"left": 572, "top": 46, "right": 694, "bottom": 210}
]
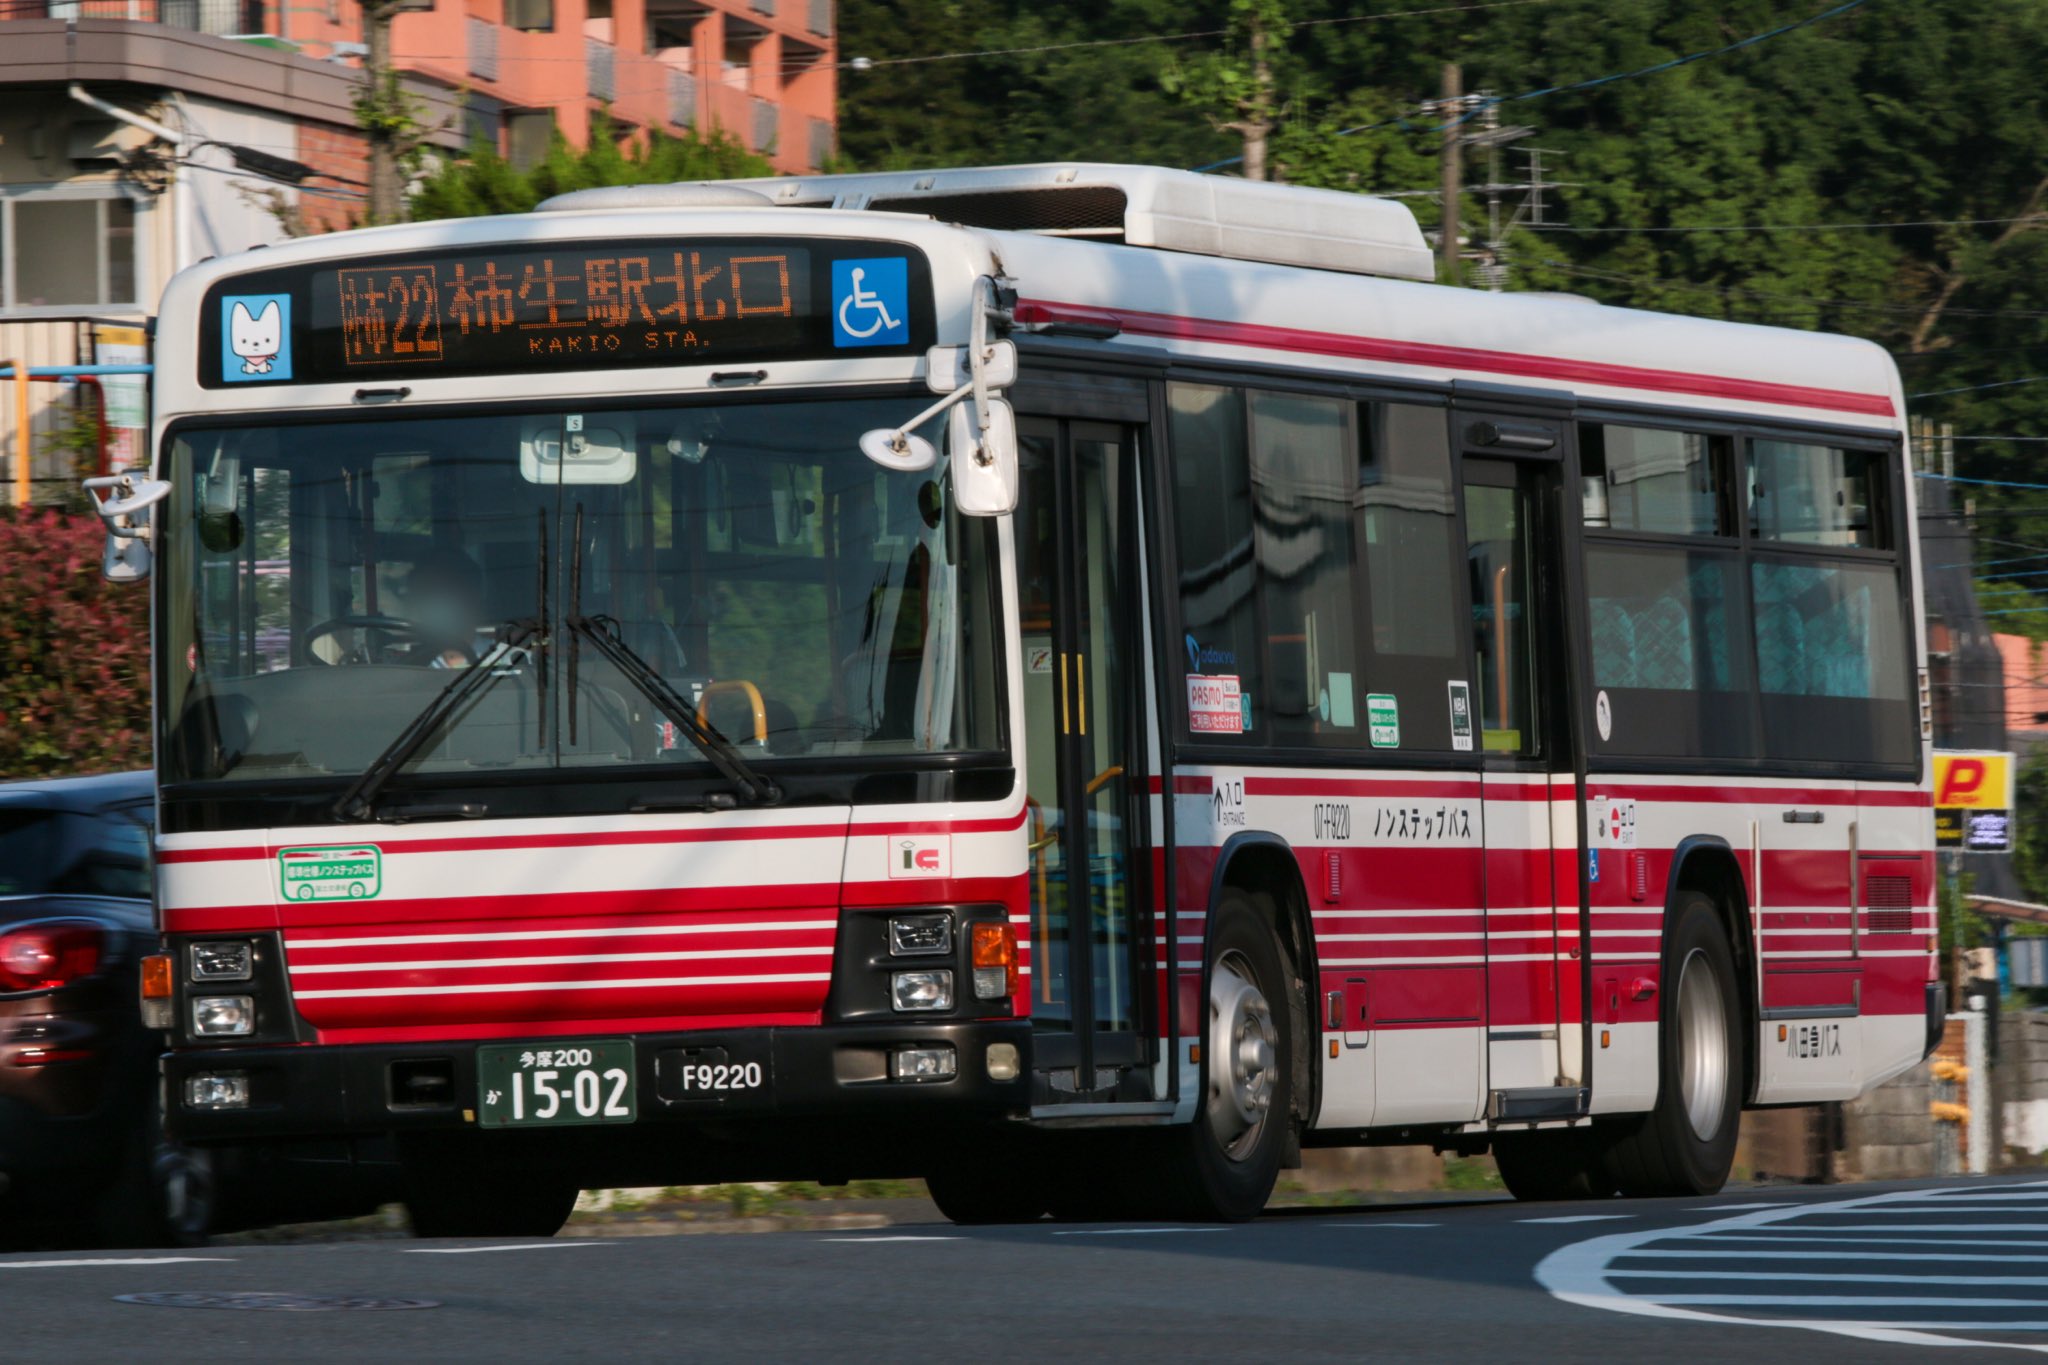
[{"left": 1933, "top": 750, "right": 2015, "bottom": 852}]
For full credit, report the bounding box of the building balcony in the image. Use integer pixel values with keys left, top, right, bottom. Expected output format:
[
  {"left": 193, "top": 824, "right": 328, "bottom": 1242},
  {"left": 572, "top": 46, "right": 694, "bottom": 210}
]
[{"left": 0, "top": 0, "right": 274, "bottom": 36}]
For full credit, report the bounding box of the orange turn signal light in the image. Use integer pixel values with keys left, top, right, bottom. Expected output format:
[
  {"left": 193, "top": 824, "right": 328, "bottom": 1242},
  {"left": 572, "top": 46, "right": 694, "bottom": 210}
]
[
  {"left": 971, "top": 922, "right": 1019, "bottom": 997},
  {"left": 141, "top": 952, "right": 174, "bottom": 1000}
]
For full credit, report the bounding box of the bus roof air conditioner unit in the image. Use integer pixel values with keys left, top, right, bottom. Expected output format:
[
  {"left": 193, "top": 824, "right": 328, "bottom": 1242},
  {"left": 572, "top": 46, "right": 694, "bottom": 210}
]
[{"left": 547, "top": 163, "right": 1436, "bottom": 282}]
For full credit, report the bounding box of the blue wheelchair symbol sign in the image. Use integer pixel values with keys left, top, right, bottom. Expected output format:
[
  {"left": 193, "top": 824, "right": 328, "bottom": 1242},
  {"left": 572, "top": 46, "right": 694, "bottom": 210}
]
[{"left": 831, "top": 258, "right": 908, "bottom": 348}]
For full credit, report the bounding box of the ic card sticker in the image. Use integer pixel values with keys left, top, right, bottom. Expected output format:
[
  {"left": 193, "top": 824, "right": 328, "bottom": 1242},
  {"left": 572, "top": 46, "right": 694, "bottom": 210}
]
[
  {"left": 1188, "top": 675, "right": 1244, "bottom": 734},
  {"left": 1447, "top": 680, "right": 1473, "bottom": 752},
  {"left": 888, "top": 834, "right": 952, "bottom": 878}
]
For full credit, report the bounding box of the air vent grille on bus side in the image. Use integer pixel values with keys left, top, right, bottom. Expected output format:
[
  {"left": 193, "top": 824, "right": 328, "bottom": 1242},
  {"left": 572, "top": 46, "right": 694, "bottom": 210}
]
[
  {"left": 1865, "top": 874, "right": 1914, "bottom": 933},
  {"left": 866, "top": 186, "right": 1129, "bottom": 237}
]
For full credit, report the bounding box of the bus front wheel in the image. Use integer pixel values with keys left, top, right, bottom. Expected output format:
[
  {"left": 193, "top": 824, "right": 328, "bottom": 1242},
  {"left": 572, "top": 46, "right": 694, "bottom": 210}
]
[
  {"left": 1150, "top": 889, "right": 1294, "bottom": 1222},
  {"left": 1603, "top": 891, "right": 1742, "bottom": 1197}
]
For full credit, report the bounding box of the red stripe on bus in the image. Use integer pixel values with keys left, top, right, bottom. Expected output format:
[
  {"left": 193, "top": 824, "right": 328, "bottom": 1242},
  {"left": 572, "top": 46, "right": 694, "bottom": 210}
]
[
  {"left": 1013, "top": 300, "right": 1899, "bottom": 418},
  {"left": 159, "top": 808, "right": 1027, "bottom": 865}
]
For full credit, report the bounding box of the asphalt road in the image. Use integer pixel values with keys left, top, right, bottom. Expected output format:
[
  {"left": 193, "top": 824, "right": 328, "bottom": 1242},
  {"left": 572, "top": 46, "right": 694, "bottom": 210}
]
[{"left": 9, "top": 1175, "right": 2048, "bottom": 1361}]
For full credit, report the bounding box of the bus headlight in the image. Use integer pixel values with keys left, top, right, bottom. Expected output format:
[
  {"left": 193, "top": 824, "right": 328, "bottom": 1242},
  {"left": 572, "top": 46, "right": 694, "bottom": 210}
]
[
  {"left": 891, "top": 970, "right": 953, "bottom": 1012},
  {"left": 191, "top": 995, "right": 256, "bottom": 1036}
]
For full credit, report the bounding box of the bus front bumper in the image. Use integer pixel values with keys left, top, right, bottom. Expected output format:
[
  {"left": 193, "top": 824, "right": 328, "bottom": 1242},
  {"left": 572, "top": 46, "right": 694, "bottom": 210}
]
[{"left": 163, "top": 1019, "right": 1031, "bottom": 1144}]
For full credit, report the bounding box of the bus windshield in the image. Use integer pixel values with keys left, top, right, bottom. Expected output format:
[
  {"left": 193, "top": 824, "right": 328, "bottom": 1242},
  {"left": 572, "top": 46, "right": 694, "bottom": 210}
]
[{"left": 158, "top": 397, "right": 1003, "bottom": 790}]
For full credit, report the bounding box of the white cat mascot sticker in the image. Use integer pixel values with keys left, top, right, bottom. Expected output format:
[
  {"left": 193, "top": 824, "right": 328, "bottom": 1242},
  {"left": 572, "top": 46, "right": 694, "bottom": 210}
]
[{"left": 229, "top": 300, "right": 282, "bottom": 376}]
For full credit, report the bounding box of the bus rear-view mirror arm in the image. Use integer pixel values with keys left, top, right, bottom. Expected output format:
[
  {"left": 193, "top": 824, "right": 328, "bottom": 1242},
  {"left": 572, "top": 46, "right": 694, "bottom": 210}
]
[
  {"left": 82, "top": 473, "right": 172, "bottom": 584},
  {"left": 858, "top": 277, "right": 1020, "bottom": 517}
]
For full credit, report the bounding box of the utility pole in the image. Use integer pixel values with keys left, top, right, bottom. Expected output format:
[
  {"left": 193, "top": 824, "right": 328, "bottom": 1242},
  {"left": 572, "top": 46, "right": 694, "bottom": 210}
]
[{"left": 1437, "top": 63, "right": 1462, "bottom": 283}]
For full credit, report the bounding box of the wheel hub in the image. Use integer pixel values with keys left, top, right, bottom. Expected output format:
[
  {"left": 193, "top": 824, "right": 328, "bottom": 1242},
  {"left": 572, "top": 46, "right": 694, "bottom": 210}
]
[
  {"left": 1207, "top": 950, "right": 1277, "bottom": 1161},
  {"left": 1676, "top": 946, "right": 1730, "bottom": 1142}
]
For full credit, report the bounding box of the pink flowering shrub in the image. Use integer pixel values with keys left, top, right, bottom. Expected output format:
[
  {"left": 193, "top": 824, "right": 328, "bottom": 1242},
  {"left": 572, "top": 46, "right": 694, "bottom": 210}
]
[{"left": 0, "top": 508, "right": 150, "bottom": 777}]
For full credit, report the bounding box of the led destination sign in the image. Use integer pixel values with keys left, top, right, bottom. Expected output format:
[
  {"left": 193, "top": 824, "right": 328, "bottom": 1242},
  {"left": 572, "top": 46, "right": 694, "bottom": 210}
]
[{"left": 199, "top": 238, "right": 933, "bottom": 388}]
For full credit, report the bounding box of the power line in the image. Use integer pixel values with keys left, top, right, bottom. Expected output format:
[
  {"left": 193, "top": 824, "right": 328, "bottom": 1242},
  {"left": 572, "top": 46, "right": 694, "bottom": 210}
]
[
  {"left": 1912, "top": 377, "right": 2048, "bottom": 400},
  {"left": 847, "top": 0, "right": 1561, "bottom": 72},
  {"left": 1536, "top": 259, "right": 2048, "bottom": 320},
  {"left": 1197, "top": 0, "right": 1873, "bottom": 172},
  {"left": 1529, "top": 216, "right": 2048, "bottom": 235}
]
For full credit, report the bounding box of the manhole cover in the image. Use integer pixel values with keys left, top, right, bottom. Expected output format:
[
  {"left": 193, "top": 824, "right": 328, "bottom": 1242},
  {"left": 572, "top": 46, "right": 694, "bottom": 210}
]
[{"left": 117, "top": 1292, "right": 439, "bottom": 1311}]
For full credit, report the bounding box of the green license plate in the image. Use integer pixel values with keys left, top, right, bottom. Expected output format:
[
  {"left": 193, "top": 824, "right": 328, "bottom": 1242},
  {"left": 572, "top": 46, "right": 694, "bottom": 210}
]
[{"left": 477, "top": 1040, "right": 637, "bottom": 1129}]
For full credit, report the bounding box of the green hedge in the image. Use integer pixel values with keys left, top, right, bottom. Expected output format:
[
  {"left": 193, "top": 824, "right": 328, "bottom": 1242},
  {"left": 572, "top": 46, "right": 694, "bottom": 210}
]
[{"left": 0, "top": 508, "right": 150, "bottom": 779}]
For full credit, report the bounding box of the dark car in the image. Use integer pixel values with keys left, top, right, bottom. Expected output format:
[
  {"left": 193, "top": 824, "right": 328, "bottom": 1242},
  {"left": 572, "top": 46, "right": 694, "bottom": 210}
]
[{"left": 0, "top": 770, "right": 213, "bottom": 1247}]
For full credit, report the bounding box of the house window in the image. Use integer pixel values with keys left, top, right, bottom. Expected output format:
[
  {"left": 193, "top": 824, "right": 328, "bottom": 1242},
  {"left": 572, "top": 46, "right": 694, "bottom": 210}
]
[
  {"left": 2, "top": 192, "right": 140, "bottom": 312},
  {"left": 505, "top": 110, "right": 555, "bottom": 171}
]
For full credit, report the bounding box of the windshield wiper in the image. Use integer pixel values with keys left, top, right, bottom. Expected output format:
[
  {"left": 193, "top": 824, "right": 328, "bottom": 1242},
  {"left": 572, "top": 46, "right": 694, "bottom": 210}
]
[
  {"left": 332, "top": 623, "right": 539, "bottom": 823},
  {"left": 566, "top": 613, "right": 783, "bottom": 807}
]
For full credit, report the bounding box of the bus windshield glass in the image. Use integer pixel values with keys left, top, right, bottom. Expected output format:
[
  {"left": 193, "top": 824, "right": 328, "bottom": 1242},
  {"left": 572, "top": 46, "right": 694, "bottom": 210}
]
[{"left": 158, "top": 397, "right": 1003, "bottom": 788}]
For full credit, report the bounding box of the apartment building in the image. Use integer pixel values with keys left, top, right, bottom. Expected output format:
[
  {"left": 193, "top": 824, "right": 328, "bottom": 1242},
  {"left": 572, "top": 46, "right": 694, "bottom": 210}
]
[{"left": 0, "top": 0, "right": 836, "bottom": 501}]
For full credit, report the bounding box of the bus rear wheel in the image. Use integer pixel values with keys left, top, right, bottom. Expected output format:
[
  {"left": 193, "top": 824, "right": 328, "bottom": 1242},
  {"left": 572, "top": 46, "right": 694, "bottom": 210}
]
[
  {"left": 1604, "top": 891, "right": 1742, "bottom": 1198},
  {"left": 1491, "top": 1128, "right": 1616, "bottom": 1202}
]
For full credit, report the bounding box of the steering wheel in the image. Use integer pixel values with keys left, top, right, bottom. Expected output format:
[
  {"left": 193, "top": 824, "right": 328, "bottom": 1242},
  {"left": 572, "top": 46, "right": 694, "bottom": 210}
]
[{"left": 303, "top": 613, "right": 429, "bottom": 666}]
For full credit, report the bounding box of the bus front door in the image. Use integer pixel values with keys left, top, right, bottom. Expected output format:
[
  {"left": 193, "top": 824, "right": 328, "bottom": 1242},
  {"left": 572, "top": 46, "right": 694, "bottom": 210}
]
[
  {"left": 1016, "top": 418, "right": 1152, "bottom": 1104},
  {"left": 1460, "top": 407, "right": 1589, "bottom": 1119}
]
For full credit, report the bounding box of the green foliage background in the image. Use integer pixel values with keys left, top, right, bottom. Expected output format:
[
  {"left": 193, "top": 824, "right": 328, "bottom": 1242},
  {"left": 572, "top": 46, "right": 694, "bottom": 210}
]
[{"left": 835, "top": 0, "right": 2048, "bottom": 599}]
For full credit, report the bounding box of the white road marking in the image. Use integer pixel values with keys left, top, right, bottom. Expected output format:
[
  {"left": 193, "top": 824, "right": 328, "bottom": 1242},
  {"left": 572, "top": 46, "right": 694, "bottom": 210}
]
[
  {"left": 1690, "top": 1203, "right": 1791, "bottom": 1211},
  {"left": 1521, "top": 1214, "right": 1635, "bottom": 1224},
  {"left": 1609, "top": 1270, "right": 2048, "bottom": 1286},
  {"left": 1620, "top": 1249, "right": 2048, "bottom": 1262},
  {"left": 0, "top": 1257, "right": 235, "bottom": 1268},
  {"left": 1050, "top": 1227, "right": 1229, "bottom": 1237},
  {"left": 405, "top": 1242, "right": 614, "bottom": 1255},
  {"left": 1327, "top": 1222, "right": 1441, "bottom": 1229},
  {"left": 822, "top": 1236, "right": 961, "bottom": 1243},
  {"left": 1538, "top": 1183, "right": 2048, "bottom": 1352}
]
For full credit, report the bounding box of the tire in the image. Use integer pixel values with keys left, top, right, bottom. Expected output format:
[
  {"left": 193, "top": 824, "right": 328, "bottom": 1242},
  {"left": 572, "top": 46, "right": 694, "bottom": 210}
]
[
  {"left": 400, "top": 1144, "right": 579, "bottom": 1238},
  {"left": 1604, "top": 890, "right": 1743, "bottom": 1198},
  {"left": 1492, "top": 1128, "right": 1617, "bottom": 1202},
  {"left": 925, "top": 1166, "right": 1047, "bottom": 1225},
  {"left": 1133, "top": 889, "right": 1293, "bottom": 1222}
]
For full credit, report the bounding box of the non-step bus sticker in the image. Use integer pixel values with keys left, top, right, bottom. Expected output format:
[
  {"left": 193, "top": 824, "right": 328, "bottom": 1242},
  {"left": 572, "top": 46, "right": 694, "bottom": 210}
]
[{"left": 278, "top": 846, "right": 382, "bottom": 901}]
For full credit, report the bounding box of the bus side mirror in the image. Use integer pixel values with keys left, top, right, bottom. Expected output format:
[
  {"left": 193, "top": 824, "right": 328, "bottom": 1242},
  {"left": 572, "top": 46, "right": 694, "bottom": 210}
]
[
  {"left": 83, "top": 473, "right": 171, "bottom": 584},
  {"left": 949, "top": 397, "right": 1017, "bottom": 517}
]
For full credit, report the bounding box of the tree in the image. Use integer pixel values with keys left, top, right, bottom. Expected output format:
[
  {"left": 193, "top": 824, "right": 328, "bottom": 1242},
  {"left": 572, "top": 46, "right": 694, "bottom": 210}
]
[
  {"left": 1162, "top": 0, "right": 1290, "bottom": 180},
  {"left": 356, "top": 0, "right": 438, "bottom": 225},
  {"left": 410, "top": 115, "right": 772, "bottom": 221}
]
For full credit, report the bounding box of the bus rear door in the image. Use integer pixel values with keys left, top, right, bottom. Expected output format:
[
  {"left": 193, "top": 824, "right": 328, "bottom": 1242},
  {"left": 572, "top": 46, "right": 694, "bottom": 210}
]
[{"left": 1456, "top": 393, "right": 1589, "bottom": 1120}]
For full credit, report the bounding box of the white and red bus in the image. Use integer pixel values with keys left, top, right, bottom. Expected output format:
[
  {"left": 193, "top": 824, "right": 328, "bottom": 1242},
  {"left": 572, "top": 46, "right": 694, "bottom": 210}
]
[{"left": 92, "top": 164, "right": 1941, "bottom": 1232}]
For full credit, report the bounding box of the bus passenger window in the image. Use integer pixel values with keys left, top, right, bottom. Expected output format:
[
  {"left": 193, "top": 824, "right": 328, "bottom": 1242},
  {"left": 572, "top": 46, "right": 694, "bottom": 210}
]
[
  {"left": 1579, "top": 424, "right": 1731, "bottom": 535},
  {"left": 1748, "top": 440, "right": 1886, "bottom": 549},
  {"left": 1169, "top": 383, "right": 1263, "bottom": 739},
  {"left": 1249, "top": 391, "right": 1358, "bottom": 746},
  {"left": 1357, "top": 402, "right": 1462, "bottom": 751}
]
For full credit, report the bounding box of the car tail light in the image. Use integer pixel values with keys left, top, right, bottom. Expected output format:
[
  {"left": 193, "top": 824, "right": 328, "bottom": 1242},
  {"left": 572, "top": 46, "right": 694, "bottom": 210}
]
[
  {"left": 971, "top": 922, "right": 1018, "bottom": 1000},
  {"left": 0, "top": 921, "right": 104, "bottom": 992}
]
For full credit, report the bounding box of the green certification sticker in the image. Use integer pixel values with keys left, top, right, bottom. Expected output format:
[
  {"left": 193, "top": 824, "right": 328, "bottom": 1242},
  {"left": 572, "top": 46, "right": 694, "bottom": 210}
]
[
  {"left": 278, "top": 845, "right": 383, "bottom": 901},
  {"left": 1367, "top": 693, "right": 1400, "bottom": 749}
]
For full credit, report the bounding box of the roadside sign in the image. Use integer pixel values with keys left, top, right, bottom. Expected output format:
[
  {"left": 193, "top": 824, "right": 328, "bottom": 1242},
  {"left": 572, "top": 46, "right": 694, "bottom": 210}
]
[{"left": 1934, "top": 750, "right": 2016, "bottom": 853}]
